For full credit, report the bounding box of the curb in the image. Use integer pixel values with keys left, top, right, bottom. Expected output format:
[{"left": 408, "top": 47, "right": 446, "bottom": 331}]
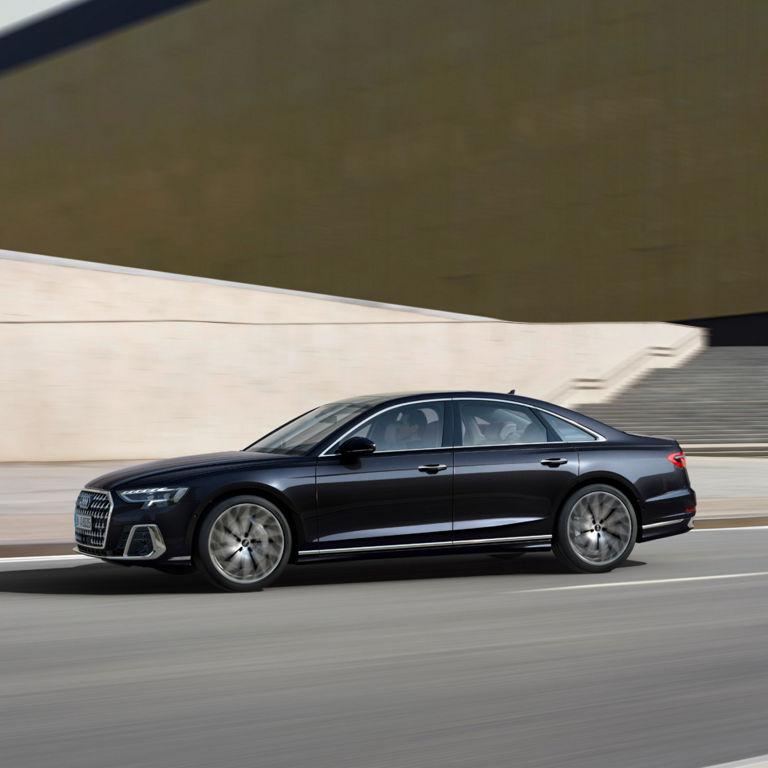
[
  {"left": 0, "top": 542, "right": 76, "bottom": 558},
  {"left": 693, "top": 517, "right": 768, "bottom": 529}
]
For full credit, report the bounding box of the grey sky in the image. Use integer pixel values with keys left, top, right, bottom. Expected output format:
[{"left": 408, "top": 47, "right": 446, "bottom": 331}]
[{"left": 0, "top": 1, "right": 85, "bottom": 35}]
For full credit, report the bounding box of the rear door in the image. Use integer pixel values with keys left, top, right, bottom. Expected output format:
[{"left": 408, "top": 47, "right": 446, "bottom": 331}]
[{"left": 451, "top": 399, "right": 579, "bottom": 544}]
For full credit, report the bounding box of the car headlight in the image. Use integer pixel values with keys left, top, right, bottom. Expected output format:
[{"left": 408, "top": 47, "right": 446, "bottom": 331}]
[{"left": 117, "top": 487, "right": 188, "bottom": 508}]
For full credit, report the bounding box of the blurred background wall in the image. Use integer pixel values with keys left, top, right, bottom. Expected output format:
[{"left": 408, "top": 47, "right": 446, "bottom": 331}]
[
  {"left": 1, "top": 0, "right": 766, "bottom": 325},
  {"left": 0, "top": 250, "right": 703, "bottom": 460}
]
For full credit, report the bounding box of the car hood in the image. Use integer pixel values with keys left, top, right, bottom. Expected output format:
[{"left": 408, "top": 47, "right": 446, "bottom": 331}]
[{"left": 86, "top": 451, "right": 295, "bottom": 489}]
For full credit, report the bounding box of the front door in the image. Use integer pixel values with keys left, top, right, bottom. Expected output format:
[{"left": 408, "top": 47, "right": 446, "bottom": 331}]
[{"left": 314, "top": 401, "right": 453, "bottom": 551}]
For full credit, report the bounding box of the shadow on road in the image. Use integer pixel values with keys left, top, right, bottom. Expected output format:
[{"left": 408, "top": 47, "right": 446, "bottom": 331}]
[
  {"left": 0, "top": 553, "right": 646, "bottom": 596},
  {"left": 276, "top": 552, "right": 646, "bottom": 587},
  {"left": 0, "top": 563, "right": 216, "bottom": 595}
]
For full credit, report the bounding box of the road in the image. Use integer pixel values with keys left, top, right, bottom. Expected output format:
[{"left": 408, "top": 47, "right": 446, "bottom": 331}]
[{"left": 1, "top": 528, "right": 767, "bottom": 768}]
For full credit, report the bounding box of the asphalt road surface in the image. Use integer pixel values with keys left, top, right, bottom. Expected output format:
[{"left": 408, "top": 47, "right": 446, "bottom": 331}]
[{"left": 1, "top": 528, "right": 767, "bottom": 768}]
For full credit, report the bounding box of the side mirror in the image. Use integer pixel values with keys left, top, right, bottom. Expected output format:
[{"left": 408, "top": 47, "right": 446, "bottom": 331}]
[{"left": 337, "top": 436, "right": 376, "bottom": 458}]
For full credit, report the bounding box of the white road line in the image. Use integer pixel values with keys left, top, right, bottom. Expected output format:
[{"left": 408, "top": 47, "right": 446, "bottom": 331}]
[
  {"left": 0, "top": 555, "right": 91, "bottom": 565},
  {"left": 509, "top": 571, "right": 768, "bottom": 593},
  {"left": 700, "top": 754, "right": 768, "bottom": 768}
]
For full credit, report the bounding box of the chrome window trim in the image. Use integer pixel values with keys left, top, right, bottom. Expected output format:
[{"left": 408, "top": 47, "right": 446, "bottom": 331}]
[
  {"left": 454, "top": 397, "right": 606, "bottom": 447},
  {"left": 298, "top": 534, "right": 551, "bottom": 556},
  {"left": 318, "top": 398, "right": 451, "bottom": 457},
  {"left": 74, "top": 487, "right": 114, "bottom": 550},
  {"left": 319, "top": 396, "right": 604, "bottom": 457}
]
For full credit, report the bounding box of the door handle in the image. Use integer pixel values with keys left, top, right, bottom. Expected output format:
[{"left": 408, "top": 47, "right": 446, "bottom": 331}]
[
  {"left": 541, "top": 458, "right": 568, "bottom": 467},
  {"left": 418, "top": 464, "right": 448, "bottom": 474}
]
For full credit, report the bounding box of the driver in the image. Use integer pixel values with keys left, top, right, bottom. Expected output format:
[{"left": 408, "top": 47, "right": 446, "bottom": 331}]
[{"left": 395, "top": 409, "right": 429, "bottom": 448}]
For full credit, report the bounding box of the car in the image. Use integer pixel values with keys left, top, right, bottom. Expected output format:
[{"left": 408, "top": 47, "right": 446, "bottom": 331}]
[{"left": 73, "top": 391, "right": 696, "bottom": 590}]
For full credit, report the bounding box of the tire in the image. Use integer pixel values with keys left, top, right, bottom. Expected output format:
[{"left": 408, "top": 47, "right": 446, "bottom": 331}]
[
  {"left": 195, "top": 495, "right": 292, "bottom": 591},
  {"left": 552, "top": 484, "right": 637, "bottom": 573}
]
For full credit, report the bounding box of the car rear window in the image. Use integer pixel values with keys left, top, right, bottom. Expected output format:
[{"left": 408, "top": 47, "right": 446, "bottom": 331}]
[{"left": 537, "top": 411, "right": 597, "bottom": 442}]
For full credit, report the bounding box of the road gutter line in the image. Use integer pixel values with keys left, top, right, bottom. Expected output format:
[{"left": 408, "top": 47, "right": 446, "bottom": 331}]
[{"left": 509, "top": 571, "right": 768, "bottom": 593}]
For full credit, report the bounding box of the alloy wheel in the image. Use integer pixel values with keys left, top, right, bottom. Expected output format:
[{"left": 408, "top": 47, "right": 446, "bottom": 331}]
[
  {"left": 207, "top": 502, "right": 286, "bottom": 585},
  {"left": 566, "top": 490, "right": 633, "bottom": 566}
]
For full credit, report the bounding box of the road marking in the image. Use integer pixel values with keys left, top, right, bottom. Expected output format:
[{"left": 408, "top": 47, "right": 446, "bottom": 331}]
[
  {"left": 700, "top": 754, "right": 768, "bottom": 768},
  {"left": 509, "top": 571, "right": 768, "bottom": 593},
  {"left": 0, "top": 555, "right": 91, "bottom": 565}
]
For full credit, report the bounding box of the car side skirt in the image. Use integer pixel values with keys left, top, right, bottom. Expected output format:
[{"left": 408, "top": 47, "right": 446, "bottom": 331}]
[{"left": 297, "top": 534, "right": 552, "bottom": 558}]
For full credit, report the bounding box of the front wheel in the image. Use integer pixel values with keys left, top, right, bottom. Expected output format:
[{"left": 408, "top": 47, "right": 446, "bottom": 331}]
[
  {"left": 552, "top": 484, "right": 637, "bottom": 573},
  {"left": 195, "top": 495, "right": 292, "bottom": 591}
]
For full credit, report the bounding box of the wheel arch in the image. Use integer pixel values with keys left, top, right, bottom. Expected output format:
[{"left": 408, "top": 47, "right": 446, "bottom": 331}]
[
  {"left": 555, "top": 472, "right": 644, "bottom": 538},
  {"left": 186, "top": 483, "right": 303, "bottom": 561}
]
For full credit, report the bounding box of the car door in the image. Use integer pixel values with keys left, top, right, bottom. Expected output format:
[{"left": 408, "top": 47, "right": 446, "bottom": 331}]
[
  {"left": 313, "top": 400, "right": 454, "bottom": 551},
  {"left": 451, "top": 399, "right": 579, "bottom": 543}
]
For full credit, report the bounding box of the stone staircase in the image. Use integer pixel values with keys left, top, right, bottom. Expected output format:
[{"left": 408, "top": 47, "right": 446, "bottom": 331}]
[{"left": 575, "top": 347, "right": 768, "bottom": 455}]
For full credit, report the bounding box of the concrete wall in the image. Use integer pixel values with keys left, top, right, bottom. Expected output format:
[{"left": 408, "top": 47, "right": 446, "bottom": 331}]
[{"left": 0, "top": 250, "right": 704, "bottom": 461}]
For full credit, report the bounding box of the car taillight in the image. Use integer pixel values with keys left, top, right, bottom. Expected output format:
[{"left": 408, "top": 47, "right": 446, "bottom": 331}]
[{"left": 667, "top": 452, "right": 686, "bottom": 469}]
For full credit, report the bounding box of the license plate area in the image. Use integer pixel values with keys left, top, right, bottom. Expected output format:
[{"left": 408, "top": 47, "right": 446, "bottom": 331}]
[{"left": 76, "top": 514, "right": 92, "bottom": 531}]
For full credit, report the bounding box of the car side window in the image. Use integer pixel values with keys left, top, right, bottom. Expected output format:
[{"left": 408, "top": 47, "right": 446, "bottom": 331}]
[
  {"left": 537, "top": 411, "right": 598, "bottom": 442},
  {"left": 346, "top": 403, "right": 445, "bottom": 452},
  {"left": 458, "top": 401, "right": 549, "bottom": 446}
]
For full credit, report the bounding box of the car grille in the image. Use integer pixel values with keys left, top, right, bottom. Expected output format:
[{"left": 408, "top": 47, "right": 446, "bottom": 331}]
[{"left": 74, "top": 489, "right": 112, "bottom": 548}]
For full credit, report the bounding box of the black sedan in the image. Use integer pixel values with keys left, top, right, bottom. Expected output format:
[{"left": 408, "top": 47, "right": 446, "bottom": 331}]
[{"left": 74, "top": 391, "right": 696, "bottom": 590}]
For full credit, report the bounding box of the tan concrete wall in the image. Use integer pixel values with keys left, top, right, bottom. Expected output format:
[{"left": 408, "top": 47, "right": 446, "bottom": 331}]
[{"left": 0, "top": 251, "right": 704, "bottom": 461}]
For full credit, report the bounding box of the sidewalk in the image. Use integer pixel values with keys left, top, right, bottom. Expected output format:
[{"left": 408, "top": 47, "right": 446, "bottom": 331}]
[{"left": 0, "top": 457, "right": 765, "bottom": 556}]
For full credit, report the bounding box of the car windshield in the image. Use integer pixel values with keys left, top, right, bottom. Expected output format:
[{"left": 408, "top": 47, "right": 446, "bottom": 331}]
[{"left": 245, "top": 401, "right": 372, "bottom": 456}]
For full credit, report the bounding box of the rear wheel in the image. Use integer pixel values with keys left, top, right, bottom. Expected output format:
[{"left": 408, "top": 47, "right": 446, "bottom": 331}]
[
  {"left": 553, "top": 484, "right": 637, "bottom": 573},
  {"left": 195, "top": 495, "right": 291, "bottom": 591}
]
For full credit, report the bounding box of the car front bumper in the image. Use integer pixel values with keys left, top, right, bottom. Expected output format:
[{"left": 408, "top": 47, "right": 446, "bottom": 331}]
[{"left": 74, "top": 488, "right": 196, "bottom": 563}]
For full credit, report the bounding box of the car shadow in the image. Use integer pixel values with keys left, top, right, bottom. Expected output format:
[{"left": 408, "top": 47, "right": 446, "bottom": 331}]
[
  {"left": 276, "top": 553, "right": 645, "bottom": 588},
  {"left": 0, "top": 563, "right": 217, "bottom": 596},
  {"left": 0, "top": 554, "right": 646, "bottom": 596}
]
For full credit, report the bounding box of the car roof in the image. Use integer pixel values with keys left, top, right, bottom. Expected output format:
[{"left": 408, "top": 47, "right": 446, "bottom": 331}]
[
  {"left": 338, "top": 390, "right": 550, "bottom": 406},
  {"left": 329, "top": 390, "right": 511, "bottom": 407},
  {"left": 330, "top": 391, "right": 621, "bottom": 438}
]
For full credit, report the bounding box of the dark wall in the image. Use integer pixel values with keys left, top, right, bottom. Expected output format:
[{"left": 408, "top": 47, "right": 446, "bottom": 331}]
[
  {"left": 1, "top": 0, "right": 766, "bottom": 322},
  {"left": 681, "top": 313, "right": 768, "bottom": 346}
]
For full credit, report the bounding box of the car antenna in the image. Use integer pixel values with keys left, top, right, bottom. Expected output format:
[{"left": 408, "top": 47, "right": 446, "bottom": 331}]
[{"left": 508, "top": 389, "right": 515, "bottom": 394}]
